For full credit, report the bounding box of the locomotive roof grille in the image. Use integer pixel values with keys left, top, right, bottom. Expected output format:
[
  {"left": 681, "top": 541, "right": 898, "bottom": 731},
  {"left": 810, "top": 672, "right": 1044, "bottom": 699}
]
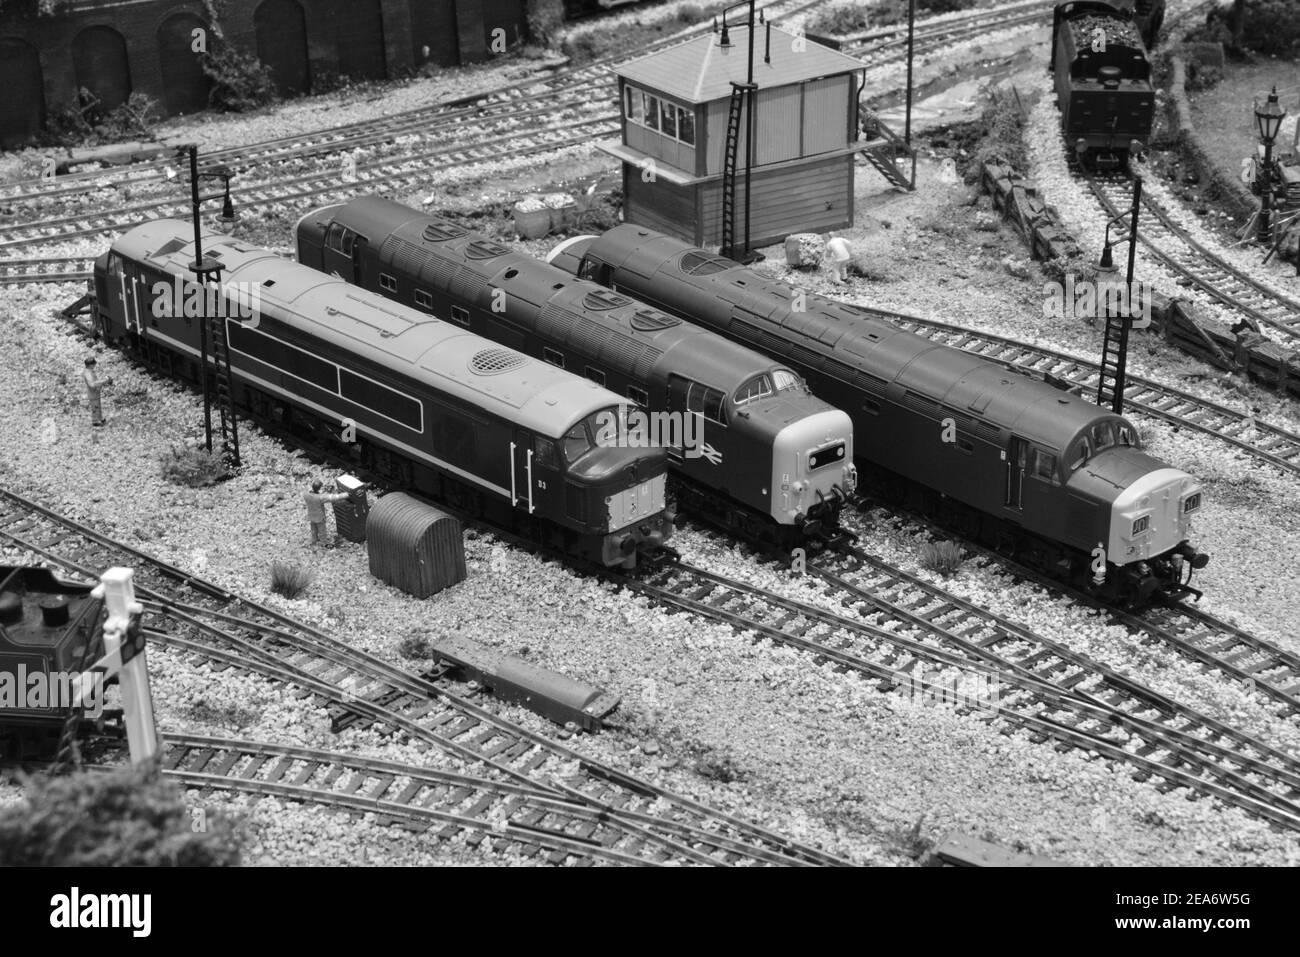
[
  {"left": 629, "top": 309, "right": 681, "bottom": 331},
  {"left": 469, "top": 348, "right": 529, "bottom": 375},
  {"left": 423, "top": 223, "right": 466, "bottom": 242},
  {"left": 679, "top": 251, "right": 731, "bottom": 276},
  {"left": 583, "top": 290, "right": 631, "bottom": 310},
  {"left": 465, "top": 240, "right": 512, "bottom": 259}
]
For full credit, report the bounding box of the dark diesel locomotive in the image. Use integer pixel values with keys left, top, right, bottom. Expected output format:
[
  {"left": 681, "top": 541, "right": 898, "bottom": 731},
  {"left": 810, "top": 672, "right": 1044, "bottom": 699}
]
[
  {"left": 1051, "top": 0, "right": 1157, "bottom": 169},
  {"left": 0, "top": 566, "right": 108, "bottom": 760},
  {"left": 549, "top": 226, "right": 1211, "bottom": 603},
  {"left": 296, "top": 197, "right": 856, "bottom": 546},
  {"left": 93, "top": 221, "right": 673, "bottom": 568}
]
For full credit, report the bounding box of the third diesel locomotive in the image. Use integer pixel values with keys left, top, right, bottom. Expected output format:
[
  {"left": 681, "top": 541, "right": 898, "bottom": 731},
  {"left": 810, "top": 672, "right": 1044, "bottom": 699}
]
[{"left": 549, "top": 225, "right": 1210, "bottom": 604}]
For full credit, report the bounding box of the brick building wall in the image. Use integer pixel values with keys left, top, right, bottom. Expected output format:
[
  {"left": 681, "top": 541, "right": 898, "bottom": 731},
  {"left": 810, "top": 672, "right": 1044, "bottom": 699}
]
[{"left": 0, "top": 0, "right": 527, "bottom": 147}]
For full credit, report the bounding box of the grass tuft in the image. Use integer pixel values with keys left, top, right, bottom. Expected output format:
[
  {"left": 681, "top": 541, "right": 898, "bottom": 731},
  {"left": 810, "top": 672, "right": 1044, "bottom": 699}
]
[
  {"left": 160, "top": 444, "right": 229, "bottom": 487},
  {"left": 270, "top": 561, "right": 314, "bottom": 599},
  {"left": 920, "top": 541, "right": 965, "bottom": 577}
]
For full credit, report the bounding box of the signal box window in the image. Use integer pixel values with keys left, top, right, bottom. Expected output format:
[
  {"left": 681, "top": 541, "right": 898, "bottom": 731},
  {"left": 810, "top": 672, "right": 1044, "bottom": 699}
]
[
  {"left": 450, "top": 305, "right": 470, "bottom": 326},
  {"left": 379, "top": 273, "right": 397, "bottom": 292}
]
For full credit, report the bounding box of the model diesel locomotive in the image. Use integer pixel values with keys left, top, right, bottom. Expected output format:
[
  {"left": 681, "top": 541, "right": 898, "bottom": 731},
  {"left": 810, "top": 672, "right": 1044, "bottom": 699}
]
[
  {"left": 0, "top": 566, "right": 107, "bottom": 760},
  {"left": 93, "top": 221, "right": 674, "bottom": 568},
  {"left": 1051, "top": 0, "right": 1157, "bottom": 169},
  {"left": 549, "top": 226, "right": 1211, "bottom": 604},
  {"left": 296, "top": 197, "right": 856, "bottom": 546}
]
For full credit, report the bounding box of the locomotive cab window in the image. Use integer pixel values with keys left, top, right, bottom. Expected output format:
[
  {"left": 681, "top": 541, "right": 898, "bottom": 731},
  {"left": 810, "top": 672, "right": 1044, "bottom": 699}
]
[
  {"left": 773, "top": 369, "right": 803, "bottom": 393},
  {"left": 562, "top": 419, "right": 594, "bottom": 465},
  {"left": 325, "top": 224, "right": 355, "bottom": 256},
  {"left": 1069, "top": 437, "right": 1092, "bottom": 471},
  {"left": 734, "top": 374, "right": 773, "bottom": 405},
  {"left": 686, "top": 381, "right": 726, "bottom": 425},
  {"left": 534, "top": 436, "right": 559, "bottom": 470},
  {"left": 1091, "top": 422, "right": 1115, "bottom": 451},
  {"left": 1030, "top": 448, "right": 1058, "bottom": 483},
  {"left": 1116, "top": 423, "right": 1137, "bottom": 447}
]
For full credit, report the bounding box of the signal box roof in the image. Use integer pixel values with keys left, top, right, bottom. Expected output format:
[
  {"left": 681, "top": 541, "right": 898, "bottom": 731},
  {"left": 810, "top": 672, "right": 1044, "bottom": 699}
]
[{"left": 617, "top": 23, "right": 864, "bottom": 104}]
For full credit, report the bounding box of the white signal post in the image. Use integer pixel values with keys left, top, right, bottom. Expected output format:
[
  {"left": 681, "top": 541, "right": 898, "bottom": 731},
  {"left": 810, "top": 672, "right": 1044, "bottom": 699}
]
[{"left": 73, "top": 568, "right": 161, "bottom": 765}]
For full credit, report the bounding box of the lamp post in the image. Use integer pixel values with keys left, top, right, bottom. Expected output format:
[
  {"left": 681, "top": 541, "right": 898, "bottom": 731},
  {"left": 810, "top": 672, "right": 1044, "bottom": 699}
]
[
  {"left": 904, "top": 0, "right": 916, "bottom": 189},
  {"left": 1254, "top": 86, "right": 1286, "bottom": 242},
  {"left": 720, "top": 0, "right": 758, "bottom": 262},
  {"left": 175, "top": 144, "right": 237, "bottom": 457},
  {"left": 1096, "top": 175, "right": 1142, "bottom": 415}
]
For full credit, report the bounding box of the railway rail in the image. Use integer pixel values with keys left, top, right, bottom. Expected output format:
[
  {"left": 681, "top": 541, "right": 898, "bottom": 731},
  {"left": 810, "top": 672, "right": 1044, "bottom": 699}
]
[
  {"left": 0, "top": 485, "right": 844, "bottom": 866},
  {"left": 0, "top": 0, "right": 1059, "bottom": 269},
  {"left": 1086, "top": 172, "right": 1300, "bottom": 352},
  {"left": 0, "top": 256, "right": 93, "bottom": 285},
  {"left": 159, "top": 733, "right": 707, "bottom": 865},
  {"left": 625, "top": 549, "right": 1300, "bottom": 830}
]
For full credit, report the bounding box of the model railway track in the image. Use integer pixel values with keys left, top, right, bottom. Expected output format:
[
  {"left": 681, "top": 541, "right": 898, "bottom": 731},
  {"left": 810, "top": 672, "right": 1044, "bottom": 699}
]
[
  {"left": 625, "top": 553, "right": 1300, "bottom": 829},
  {"left": 0, "top": 116, "right": 619, "bottom": 254},
  {"left": 160, "top": 733, "right": 712, "bottom": 866},
  {"left": 0, "top": 486, "right": 843, "bottom": 866},
  {"left": 842, "top": 0, "right": 1054, "bottom": 62},
  {"left": 0, "top": 1, "right": 1056, "bottom": 256},
  {"left": 869, "top": 310, "right": 1300, "bottom": 475},
  {"left": 0, "top": 256, "right": 94, "bottom": 285},
  {"left": 1086, "top": 173, "right": 1300, "bottom": 350},
  {"left": 689, "top": 527, "right": 1300, "bottom": 794}
]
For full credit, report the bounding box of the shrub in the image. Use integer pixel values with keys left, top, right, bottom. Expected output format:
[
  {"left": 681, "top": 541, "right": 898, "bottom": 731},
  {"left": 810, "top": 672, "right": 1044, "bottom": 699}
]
[
  {"left": 677, "top": 2, "right": 706, "bottom": 23},
  {"left": 270, "top": 561, "right": 314, "bottom": 599},
  {"left": 560, "top": 32, "right": 601, "bottom": 63},
  {"left": 98, "top": 93, "right": 160, "bottom": 139},
  {"left": 918, "top": 0, "right": 975, "bottom": 12},
  {"left": 1240, "top": 0, "right": 1300, "bottom": 55},
  {"left": 160, "top": 444, "right": 230, "bottom": 487},
  {"left": 526, "top": 0, "right": 564, "bottom": 49},
  {"left": 201, "top": 40, "right": 278, "bottom": 113},
  {"left": 0, "top": 763, "right": 241, "bottom": 865},
  {"left": 398, "top": 635, "right": 435, "bottom": 660},
  {"left": 850, "top": 252, "right": 896, "bottom": 282},
  {"left": 965, "top": 89, "right": 1027, "bottom": 181},
  {"left": 920, "top": 540, "right": 965, "bottom": 577}
]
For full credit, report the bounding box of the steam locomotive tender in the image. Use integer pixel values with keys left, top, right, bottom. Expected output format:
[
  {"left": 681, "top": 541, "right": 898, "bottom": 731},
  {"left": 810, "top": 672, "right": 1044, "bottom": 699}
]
[
  {"left": 550, "top": 226, "right": 1210, "bottom": 604},
  {"left": 0, "top": 566, "right": 107, "bottom": 760},
  {"left": 1051, "top": 0, "right": 1156, "bottom": 169},
  {"left": 297, "top": 197, "right": 856, "bottom": 547},
  {"left": 93, "top": 221, "right": 673, "bottom": 568}
]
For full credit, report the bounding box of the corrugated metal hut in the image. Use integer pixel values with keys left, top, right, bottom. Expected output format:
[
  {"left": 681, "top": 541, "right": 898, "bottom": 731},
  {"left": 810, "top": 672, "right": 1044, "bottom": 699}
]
[
  {"left": 366, "top": 493, "right": 467, "bottom": 599},
  {"left": 603, "top": 21, "right": 871, "bottom": 249}
]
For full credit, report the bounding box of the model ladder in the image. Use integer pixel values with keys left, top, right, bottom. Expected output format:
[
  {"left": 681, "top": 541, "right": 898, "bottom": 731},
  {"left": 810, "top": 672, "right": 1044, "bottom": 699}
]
[
  {"left": 203, "top": 311, "right": 242, "bottom": 468},
  {"left": 721, "top": 81, "right": 755, "bottom": 260},
  {"left": 1095, "top": 303, "right": 1132, "bottom": 413}
]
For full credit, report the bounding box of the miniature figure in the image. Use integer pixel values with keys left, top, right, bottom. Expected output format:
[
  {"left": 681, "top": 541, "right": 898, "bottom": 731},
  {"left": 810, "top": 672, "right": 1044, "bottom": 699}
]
[
  {"left": 825, "top": 235, "right": 853, "bottom": 285},
  {"left": 82, "top": 357, "right": 112, "bottom": 427},
  {"left": 303, "top": 478, "right": 349, "bottom": 547}
]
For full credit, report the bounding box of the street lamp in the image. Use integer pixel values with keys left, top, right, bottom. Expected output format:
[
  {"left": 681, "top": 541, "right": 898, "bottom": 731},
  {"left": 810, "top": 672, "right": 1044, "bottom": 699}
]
[
  {"left": 1254, "top": 86, "right": 1286, "bottom": 242},
  {"left": 175, "top": 144, "right": 238, "bottom": 462}
]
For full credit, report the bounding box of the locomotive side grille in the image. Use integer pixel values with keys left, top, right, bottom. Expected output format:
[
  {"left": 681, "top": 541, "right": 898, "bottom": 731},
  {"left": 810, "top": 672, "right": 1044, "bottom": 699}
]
[
  {"left": 390, "top": 239, "right": 429, "bottom": 279},
  {"left": 903, "top": 391, "right": 942, "bottom": 420},
  {"left": 450, "top": 266, "right": 488, "bottom": 304},
  {"left": 538, "top": 304, "right": 662, "bottom": 379},
  {"left": 422, "top": 251, "right": 457, "bottom": 291}
]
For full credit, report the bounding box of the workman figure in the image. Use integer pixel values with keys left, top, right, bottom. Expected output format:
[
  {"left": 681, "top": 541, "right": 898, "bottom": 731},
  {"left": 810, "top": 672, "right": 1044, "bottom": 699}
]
[
  {"left": 304, "top": 478, "right": 349, "bottom": 547},
  {"left": 826, "top": 235, "right": 853, "bottom": 285},
  {"left": 83, "top": 357, "right": 113, "bottom": 427}
]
